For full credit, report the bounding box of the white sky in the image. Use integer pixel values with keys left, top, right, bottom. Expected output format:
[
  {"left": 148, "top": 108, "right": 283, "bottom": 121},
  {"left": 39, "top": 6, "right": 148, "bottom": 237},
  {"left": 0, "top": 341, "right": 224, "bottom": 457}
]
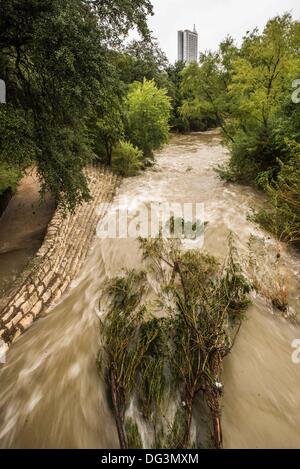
[{"left": 147, "top": 0, "right": 300, "bottom": 63}]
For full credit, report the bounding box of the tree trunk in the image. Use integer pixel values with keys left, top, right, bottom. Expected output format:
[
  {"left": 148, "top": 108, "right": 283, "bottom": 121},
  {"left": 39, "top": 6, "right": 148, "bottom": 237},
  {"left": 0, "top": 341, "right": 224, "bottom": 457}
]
[
  {"left": 210, "top": 405, "right": 223, "bottom": 449},
  {"left": 105, "top": 141, "right": 112, "bottom": 167},
  {"left": 180, "top": 395, "right": 194, "bottom": 449},
  {"left": 110, "top": 370, "right": 128, "bottom": 449}
]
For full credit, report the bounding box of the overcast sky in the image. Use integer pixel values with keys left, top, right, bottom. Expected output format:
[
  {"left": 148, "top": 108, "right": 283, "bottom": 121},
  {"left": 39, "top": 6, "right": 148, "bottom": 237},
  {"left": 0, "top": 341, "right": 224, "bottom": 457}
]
[{"left": 146, "top": 0, "right": 300, "bottom": 63}]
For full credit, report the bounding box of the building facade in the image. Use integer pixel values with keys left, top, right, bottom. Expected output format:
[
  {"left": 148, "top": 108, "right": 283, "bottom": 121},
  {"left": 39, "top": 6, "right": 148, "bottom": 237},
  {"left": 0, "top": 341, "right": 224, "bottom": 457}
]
[{"left": 177, "top": 26, "right": 198, "bottom": 64}]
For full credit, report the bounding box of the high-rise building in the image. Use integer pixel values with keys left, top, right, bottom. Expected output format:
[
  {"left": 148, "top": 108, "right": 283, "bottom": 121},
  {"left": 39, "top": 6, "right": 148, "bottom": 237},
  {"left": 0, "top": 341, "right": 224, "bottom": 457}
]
[
  {"left": 178, "top": 31, "right": 184, "bottom": 62},
  {"left": 177, "top": 25, "right": 198, "bottom": 64}
]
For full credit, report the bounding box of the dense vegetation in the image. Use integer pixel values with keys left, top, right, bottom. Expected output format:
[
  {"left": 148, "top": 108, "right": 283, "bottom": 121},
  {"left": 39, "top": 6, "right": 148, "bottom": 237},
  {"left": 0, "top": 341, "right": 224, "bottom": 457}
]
[
  {"left": 0, "top": 0, "right": 174, "bottom": 209},
  {"left": 180, "top": 14, "right": 300, "bottom": 243},
  {"left": 0, "top": 162, "right": 20, "bottom": 195},
  {"left": 98, "top": 234, "right": 251, "bottom": 449},
  {"left": 126, "top": 80, "right": 171, "bottom": 163}
]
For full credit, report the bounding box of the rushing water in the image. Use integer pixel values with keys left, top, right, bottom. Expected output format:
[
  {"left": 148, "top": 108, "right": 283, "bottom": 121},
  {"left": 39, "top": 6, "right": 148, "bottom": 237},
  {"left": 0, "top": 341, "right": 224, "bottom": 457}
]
[{"left": 0, "top": 130, "right": 299, "bottom": 449}]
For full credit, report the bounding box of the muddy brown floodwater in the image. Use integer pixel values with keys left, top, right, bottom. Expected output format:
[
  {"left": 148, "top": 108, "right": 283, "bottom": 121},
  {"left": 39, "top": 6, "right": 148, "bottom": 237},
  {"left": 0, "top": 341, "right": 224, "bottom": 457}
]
[{"left": 0, "top": 131, "right": 299, "bottom": 448}]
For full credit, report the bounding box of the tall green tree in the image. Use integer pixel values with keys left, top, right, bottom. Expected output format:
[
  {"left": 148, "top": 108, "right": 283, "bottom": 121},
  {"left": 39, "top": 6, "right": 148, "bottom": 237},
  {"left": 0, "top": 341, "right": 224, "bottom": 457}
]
[
  {"left": 180, "top": 37, "right": 238, "bottom": 134},
  {"left": 92, "top": 91, "right": 125, "bottom": 166},
  {"left": 180, "top": 14, "right": 300, "bottom": 242},
  {"left": 126, "top": 79, "right": 172, "bottom": 162}
]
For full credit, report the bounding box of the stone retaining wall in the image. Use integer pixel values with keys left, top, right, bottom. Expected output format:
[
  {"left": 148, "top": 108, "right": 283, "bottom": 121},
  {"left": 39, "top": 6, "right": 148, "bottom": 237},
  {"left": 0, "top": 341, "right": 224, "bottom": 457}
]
[{"left": 0, "top": 166, "right": 119, "bottom": 351}]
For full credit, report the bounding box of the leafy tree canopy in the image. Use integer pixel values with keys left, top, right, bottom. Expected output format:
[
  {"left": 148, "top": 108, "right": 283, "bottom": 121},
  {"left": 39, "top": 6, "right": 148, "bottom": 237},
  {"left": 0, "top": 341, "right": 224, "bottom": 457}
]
[{"left": 0, "top": 0, "right": 153, "bottom": 210}]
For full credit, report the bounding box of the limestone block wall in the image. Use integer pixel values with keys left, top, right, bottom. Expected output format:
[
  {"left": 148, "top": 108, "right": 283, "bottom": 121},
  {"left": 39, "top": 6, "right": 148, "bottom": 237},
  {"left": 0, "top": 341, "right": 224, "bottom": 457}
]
[{"left": 0, "top": 166, "right": 119, "bottom": 349}]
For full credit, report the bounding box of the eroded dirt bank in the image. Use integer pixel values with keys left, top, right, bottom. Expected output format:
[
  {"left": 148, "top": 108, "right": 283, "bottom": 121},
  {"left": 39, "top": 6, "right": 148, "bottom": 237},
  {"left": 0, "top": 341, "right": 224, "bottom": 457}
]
[{"left": 0, "top": 170, "right": 55, "bottom": 294}]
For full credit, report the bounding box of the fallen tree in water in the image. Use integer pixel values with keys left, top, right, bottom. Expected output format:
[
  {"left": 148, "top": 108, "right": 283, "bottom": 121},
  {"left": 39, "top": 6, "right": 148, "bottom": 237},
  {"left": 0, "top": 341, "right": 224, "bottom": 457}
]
[
  {"left": 97, "top": 270, "right": 152, "bottom": 449},
  {"left": 98, "top": 233, "right": 251, "bottom": 449}
]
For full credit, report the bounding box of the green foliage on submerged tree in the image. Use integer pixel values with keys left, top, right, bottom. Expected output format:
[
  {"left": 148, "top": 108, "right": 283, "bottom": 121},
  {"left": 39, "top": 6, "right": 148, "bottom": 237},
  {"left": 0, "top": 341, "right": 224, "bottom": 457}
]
[
  {"left": 165, "top": 61, "right": 190, "bottom": 132},
  {"left": 98, "top": 234, "right": 251, "bottom": 449},
  {"left": 180, "top": 37, "right": 237, "bottom": 135},
  {"left": 0, "top": 0, "right": 186, "bottom": 205}
]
